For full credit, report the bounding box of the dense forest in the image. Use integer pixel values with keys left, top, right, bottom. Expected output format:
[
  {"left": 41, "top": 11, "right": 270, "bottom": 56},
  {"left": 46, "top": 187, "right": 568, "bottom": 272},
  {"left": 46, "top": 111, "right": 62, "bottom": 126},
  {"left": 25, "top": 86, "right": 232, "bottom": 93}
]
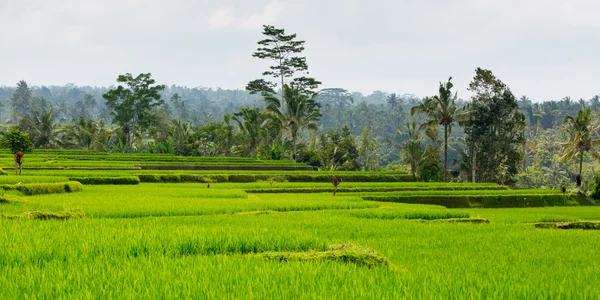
[{"left": 0, "top": 25, "right": 598, "bottom": 193}]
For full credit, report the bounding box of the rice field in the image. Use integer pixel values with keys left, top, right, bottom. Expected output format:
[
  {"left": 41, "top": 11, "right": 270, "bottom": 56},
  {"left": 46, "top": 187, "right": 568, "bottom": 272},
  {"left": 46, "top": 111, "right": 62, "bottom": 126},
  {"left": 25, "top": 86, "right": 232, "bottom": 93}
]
[{"left": 1, "top": 151, "right": 599, "bottom": 298}]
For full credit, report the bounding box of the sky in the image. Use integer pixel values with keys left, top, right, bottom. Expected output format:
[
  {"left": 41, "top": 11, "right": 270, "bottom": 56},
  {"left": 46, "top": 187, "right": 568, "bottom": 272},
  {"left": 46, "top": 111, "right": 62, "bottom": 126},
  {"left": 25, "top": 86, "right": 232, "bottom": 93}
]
[{"left": 0, "top": 0, "right": 599, "bottom": 102}]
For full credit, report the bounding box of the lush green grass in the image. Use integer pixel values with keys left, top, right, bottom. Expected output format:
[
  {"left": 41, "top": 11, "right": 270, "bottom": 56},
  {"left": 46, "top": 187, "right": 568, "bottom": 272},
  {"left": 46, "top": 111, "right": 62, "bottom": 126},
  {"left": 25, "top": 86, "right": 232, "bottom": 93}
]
[
  {"left": 0, "top": 185, "right": 377, "bottom": 218},
  {"left": 0, "top": 175, "right": 70, "bottom": 184},
  {"left": 1, "top": 161, "right": 599, "bottom": 298},
  {"left": 357, "top": 188, "right": 562, "bottom": 196},
  {"left": 1, "top": 206, "right": 600, "bottom": 298}
]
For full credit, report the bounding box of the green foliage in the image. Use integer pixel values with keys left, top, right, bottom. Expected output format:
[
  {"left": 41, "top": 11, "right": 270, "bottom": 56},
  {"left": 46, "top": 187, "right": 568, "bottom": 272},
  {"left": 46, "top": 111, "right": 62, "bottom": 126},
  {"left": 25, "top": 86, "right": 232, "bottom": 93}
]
[
  {"left": 245, "top": 184, "right": 504, "bottom": 194},
  {"left": 590, "top": 174, "right": 600, "bottom": 200},
  {"left": 463, "top": 68, "right": 526, "bottom": 184},
  {"left": 19, "top": 108, "right": 58, "bottom": 148},
  {"left": 417, "top": 153, "right": 443, "bottom": 182},
  {"left": 411, "top": 77, "right": 466, "bottom": 181},
  {"left": 59, "top": 117, "right": 110, "bottom": 151},
  {"left": 317, "top": 125, "right": 360, "bottom": 171},
  {"left": 232, "top": 107, "right": 267, "bottom": 156},
  {"left": 559, "top": 105, "right": 600, "bottom": 191},
  {"left": 69, "top": 177, "right": 140, "bottom": 185},
  {"left": 358, "top": 127, "right": 380, "bottom": 171},
  {"left": 263, "top": 84, "right": 321, "bottom": 161},
  {"left": 228, "top": 175, "right": 256, "bottom": 183},
  {"left": 398, "top": 120, "right": 424, "bottom": 176},
  {"left": 1, "top": 181, "right": 83, "bottom": 196},
  {"left": 246, "top": 25, "right": 320, "bottom": 96},
  {"left": 364, "top": 193, "right": 590, "bottom": 208},
  {"left": 10, "top": 80, "right": 34, "bottom": 120},
  {"left": 0, "top": 129, "right": 34, "bottom": 153},
  {"left": 102, "top": 73, "right": 166, "bottom": 150}
]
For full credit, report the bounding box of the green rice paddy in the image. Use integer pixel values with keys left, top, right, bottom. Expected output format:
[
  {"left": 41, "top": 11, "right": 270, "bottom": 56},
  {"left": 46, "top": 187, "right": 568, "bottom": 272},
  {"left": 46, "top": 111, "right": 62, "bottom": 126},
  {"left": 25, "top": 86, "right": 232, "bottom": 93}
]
[{"left": 0, "top": 151, "right": 598, "bottom": 298}]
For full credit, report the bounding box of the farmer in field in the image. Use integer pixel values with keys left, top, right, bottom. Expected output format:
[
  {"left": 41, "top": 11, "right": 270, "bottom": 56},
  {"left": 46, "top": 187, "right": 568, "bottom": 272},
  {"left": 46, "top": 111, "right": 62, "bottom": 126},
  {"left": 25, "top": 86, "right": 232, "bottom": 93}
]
[{"left": 14, "top": 151, "right": 24, "bottom": 175}]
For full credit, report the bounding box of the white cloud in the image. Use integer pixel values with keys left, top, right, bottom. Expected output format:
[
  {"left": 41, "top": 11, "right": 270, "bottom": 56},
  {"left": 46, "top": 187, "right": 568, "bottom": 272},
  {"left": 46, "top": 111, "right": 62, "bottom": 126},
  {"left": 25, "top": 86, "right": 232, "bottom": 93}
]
[
  {"left": 207, "top": 6, "right": 235, "bottom": 29},
  {"left": 206, "top": 0, "right": 283, "bottom": 30},
  {"left": 0, "top": 0, "right": 599, "bottom": 101},
  {"left": 239, "top": 0, "right": 283, "bottom": 30}
]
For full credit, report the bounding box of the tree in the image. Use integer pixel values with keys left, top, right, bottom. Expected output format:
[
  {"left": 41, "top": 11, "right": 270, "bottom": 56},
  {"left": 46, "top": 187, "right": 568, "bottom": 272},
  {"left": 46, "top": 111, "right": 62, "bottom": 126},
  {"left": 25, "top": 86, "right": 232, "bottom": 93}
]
[
  {"left": 30, "top": 108, "right": 58, "bottom": 148},
  {"left": 399, "top": 120, "right": 424, "bottom": 176},
  {"left": 232, "top": 107, "right": 266, "bottom": 156},
  {"left": 316, "top": 88, "right": 353, "bottom": 130},
  {"left": 264, "top": 84, "right": 321, "bottom": 161},
  {"left": 410, "top": 77, "right": 466, "bottom": 181},
  {"left": 102, "top": 73, "right": 166, "bottom": 149},
  {"left": 246, "top": 25, "right": 320, "bottom": 98},
  {"left": 318, "top": 125, "right": 360, "bottom": 170},
  {"left": 10, "top": 80, "right": 33, "bottom": 121},
  {"left": 463, "top": 68, "right": 526, "bottom": 184},
  {"left": 358, "top": 126, "right": 380, "bottom": 171},
  {"left": 418, "top": 125, "right": 444, "bottom": 182},
  {"left": 0, "top": 129, "right": 34, "bottom": 154},
  {"left": 559, "top": 105, "right": 600, "bottom": 192},
  {"left": 59, "top": 117, "right": 110, "bottom": 150},
  {"left": 387, "top": 93, "right": 400, "bottom": 110},
  {"left": 169, "top": 119, "right": 194, "bottom": 156}
]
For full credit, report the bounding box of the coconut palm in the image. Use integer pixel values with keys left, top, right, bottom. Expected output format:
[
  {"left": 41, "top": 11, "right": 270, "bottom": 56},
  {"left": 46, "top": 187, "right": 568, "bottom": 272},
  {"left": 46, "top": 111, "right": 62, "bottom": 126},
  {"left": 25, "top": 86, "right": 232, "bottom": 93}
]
[
  {"left": 31, "top": 108, "right": 59, "bottom": 148},
  {"left": 263, "top": 84, "right": 321, "bottom": 161},
  {"left": 398, "top": 120, "right": 424, "bottom": 176},
  {"left": 387, "top": 93, "right": 400, "bottom": 110},
  {"left": 410, "top": 77, "right": 467, "bottom": 181},
  {"left": 59, "top": 117, "right": 111, "bottom": 150},
  {"left": 559, "top": 105, "right": 600, "bottom": 192},
  {"left": 232, "top": 107, "right": 265, "bottom": 156}
]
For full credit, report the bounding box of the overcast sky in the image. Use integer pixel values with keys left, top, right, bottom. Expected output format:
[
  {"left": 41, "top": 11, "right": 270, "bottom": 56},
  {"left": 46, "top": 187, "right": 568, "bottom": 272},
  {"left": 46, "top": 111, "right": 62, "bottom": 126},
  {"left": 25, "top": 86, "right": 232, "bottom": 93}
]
[{"left": 1, "top": 0, "right": 598, "bottom": 101}]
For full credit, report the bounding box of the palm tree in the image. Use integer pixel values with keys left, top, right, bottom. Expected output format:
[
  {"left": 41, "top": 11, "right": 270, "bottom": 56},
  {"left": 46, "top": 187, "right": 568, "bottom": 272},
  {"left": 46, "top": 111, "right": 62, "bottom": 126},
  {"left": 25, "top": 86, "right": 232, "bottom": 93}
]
[
  {"left": 387, "top": 93, "right": 399, "bottom": 110},
  {"left": 31, "top": 108, "right": 58, "bottom": 148},
  {"left": 59, "top": 117, "right": 109, "bottom": 150},
  {"left": 264, "top": 84, "right": 321, "bottom": 161},
  {"left": 410, "top": 77, "right": 466, "bottom": 182},
  {"left": 559, "top": 105, "right": 600, "bottom": 192},
  {"left": 397, "top": 120, "right": 424, "bottom": 176},
  {"left": 232, "top": 107, "right": 265, "bottom": 156}
]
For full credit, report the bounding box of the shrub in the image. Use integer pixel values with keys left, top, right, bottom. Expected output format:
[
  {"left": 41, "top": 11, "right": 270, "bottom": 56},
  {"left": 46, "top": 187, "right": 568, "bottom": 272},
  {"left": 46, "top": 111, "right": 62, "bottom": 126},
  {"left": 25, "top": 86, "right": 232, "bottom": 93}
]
[
  {"left": 137, "top": 174, "right": 161, "bottom": 183},
  {"left": 6, "top": 181, "right": 84, "bottom": 196},
  {"left": 159, "top": 175, "right": 181, "bottom": 183},
  {"left": 229, "top": 175, "right": 256, "bottom": 183},
  {"left": 179, "top": 174, "right": 201, "bottom": 182},
  {"left": 363, "top": 194, "right": 591, "bottom": 208},
  {"left": 69, "top": 177, "right": 140, "bottom": 185},
  {"left": 590, "top": 174, "right": 600, "bottom": 201},
  {"left": 208, "top": 174, "right": 229, "bottom": 183},
  {"left": 64, "top": 181, "right": 84, "bottom": 193}
]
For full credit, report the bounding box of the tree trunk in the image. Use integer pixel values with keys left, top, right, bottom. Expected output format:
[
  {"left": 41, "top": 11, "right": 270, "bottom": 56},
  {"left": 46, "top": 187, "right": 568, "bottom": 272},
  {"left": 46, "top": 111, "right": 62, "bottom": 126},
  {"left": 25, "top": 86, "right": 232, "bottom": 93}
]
[
  {"left": 280, "top": 57, "right": 285, "bottom": 111},
  {"left": 489, "top": 127, "right": 495, "bottom": 182},
  {"left": 578, "top": 152, "right": 584, "bottom": 193},
  {"left": 444, "top": 125, "right": 448, "bottom": 182},
  {"left": 472, "top": 145, "right": 476, "bottom": 183},
  {"left": 292, "top": 133, "right": 297, "bottom": 162}
]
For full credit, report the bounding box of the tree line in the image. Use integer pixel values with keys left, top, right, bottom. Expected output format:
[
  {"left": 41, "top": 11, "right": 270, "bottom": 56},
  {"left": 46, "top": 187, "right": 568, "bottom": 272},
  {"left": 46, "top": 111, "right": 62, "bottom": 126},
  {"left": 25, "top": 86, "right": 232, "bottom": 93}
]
[{"left": 0, "top": 25, "right": 599, "bottom": 191}]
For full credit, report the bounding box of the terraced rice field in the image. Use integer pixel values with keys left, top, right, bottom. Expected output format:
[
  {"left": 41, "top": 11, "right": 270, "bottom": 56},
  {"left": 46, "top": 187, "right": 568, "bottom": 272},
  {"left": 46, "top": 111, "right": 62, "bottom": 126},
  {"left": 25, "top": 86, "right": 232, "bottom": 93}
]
[{"left": 0, "top": 151, "right": 598, "bottom": 298}]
